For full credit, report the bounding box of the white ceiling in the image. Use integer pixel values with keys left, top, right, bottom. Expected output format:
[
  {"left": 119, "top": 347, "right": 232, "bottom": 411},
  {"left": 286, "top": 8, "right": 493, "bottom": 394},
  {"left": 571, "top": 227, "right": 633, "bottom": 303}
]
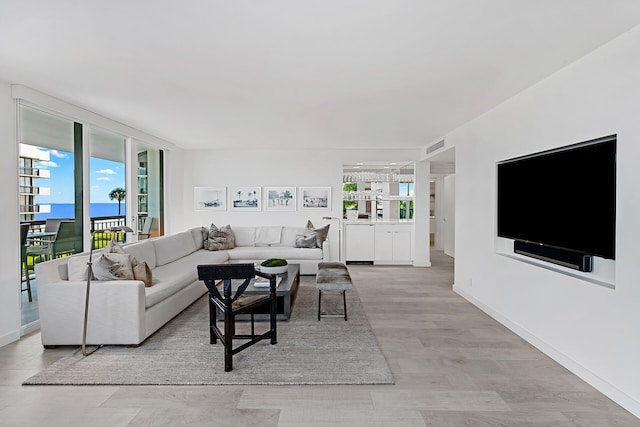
[{"left": 1, "top": 1, "right": 639, "bottom": 150}]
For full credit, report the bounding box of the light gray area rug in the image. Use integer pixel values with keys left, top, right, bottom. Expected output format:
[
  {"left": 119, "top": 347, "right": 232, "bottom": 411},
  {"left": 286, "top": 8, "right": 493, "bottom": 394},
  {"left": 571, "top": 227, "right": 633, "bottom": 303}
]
[{"left": 24, "top": 279, "right": 394, "bottom": 385}]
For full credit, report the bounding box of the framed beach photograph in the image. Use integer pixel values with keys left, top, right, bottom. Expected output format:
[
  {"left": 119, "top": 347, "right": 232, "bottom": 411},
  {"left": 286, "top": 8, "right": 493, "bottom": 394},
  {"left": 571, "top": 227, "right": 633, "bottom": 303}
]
[
  {"left": 264, "top": 186, "right": 296, "bottom": 211},
  {"left": 194, "top": 186, "right": 227, "bottom": 211},
  {"left": 230, "top": 186, "right": 261, "bottom": 211},
  {"left": 300, "top": 186, "right": 331, "bottom": 210}
]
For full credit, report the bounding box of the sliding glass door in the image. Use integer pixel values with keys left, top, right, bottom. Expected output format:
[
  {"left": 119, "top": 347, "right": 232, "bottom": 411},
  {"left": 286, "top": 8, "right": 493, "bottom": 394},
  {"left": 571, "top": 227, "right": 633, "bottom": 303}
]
[
  {"left": 18, "top": 104, "right": 84, "bottom": 328},
  {"left": 89, "top": 128, "right": 128, "bottom": 248},
  {"left": 135, "top": 142, "right": 163, "bottom": 239}
]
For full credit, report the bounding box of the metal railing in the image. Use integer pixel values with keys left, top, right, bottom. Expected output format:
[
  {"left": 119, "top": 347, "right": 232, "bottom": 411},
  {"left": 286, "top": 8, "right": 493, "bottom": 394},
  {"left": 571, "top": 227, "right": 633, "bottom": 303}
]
[{"left": 22, "top": 215, "right": 129, "bottom": 252}]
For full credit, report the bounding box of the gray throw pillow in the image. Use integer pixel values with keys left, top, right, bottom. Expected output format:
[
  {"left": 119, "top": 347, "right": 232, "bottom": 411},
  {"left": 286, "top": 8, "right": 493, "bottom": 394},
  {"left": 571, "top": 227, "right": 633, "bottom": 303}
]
[
  {"left": 93, "top": 253, "right": 135, "bottom": 281},
  {"left": 306, "top": 220, "right": 330, "bottom": 248},
  {"left": 295, "top": 234, "right": 317, "bottom": 248},
  {"left": 205, "top": 223, "right": 236, "bottom": 251},
  {"left": 103, "top": 238, "right": 126, "bottom": 254}
]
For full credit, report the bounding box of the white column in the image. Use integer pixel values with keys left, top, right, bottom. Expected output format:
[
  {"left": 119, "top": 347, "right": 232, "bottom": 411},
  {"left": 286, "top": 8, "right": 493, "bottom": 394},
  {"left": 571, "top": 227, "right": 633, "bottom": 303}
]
[{"left": 413, "top": 159, "right": 431, "bottom": 267}]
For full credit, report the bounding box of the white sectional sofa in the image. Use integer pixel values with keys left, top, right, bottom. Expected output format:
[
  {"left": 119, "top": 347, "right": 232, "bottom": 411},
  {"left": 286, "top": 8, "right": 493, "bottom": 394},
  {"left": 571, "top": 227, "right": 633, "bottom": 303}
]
[{"left": 36, "top": 225, "right": 329, "bottom": 347}]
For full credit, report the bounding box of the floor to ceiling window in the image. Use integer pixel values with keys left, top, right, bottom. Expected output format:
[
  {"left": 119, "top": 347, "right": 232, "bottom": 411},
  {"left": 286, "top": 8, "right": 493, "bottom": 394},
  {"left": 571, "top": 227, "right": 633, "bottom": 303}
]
[
  {"left": 17, "top": 101, "right": 165, "bottom": 332},
  {"left": 18, "top": 104, "right": 84, "bottom": 329}
]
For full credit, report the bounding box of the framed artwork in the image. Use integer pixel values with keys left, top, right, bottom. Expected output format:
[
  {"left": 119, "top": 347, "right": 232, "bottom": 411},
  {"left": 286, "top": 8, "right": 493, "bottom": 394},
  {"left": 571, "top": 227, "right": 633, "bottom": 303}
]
[
  {"left": 230, "top": 186, "right": 262, "bottom": 211},
  {"left": 194, "top": 186, "right": 227, "bottom": 211},
  {"left": 300, "top": 186, "right": 331, "bottom": 210},
  {"left": 264, "top": 186, "right": 296, "bottom": 211}
]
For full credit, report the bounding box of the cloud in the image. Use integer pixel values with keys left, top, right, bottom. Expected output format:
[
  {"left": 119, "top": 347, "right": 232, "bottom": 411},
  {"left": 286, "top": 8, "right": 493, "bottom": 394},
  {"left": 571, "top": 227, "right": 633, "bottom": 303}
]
[
  {"left": 96, "top": 169, "right": 117, "bottom": 175},
  {"left": 35, "top": 160, "right": 59, "bottom": 168},
  {"left": 49, "top": 150, "right": 68, "bottom": 158},
  {"left": 96, "top": 177, "right": 112, "bottom": 181}
]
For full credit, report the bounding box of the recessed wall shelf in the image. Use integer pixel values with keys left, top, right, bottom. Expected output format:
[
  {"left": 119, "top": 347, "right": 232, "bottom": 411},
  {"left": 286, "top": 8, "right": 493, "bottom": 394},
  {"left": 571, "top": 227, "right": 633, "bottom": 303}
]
[{"left": 495, "top": 237, "right": 615, "bottom": 289}]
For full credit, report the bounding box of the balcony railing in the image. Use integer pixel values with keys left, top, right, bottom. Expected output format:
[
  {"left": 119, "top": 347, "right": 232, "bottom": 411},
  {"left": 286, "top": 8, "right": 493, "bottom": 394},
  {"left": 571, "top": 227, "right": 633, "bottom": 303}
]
[
  {"left": 19, "top": 167, "right": 50, "bottom": 178},
  {"left": 19, "top": 186, "right": 42, "bottom": 195},
  {"left": 23, "top": 215, "right": 129, "bottom": 251}
]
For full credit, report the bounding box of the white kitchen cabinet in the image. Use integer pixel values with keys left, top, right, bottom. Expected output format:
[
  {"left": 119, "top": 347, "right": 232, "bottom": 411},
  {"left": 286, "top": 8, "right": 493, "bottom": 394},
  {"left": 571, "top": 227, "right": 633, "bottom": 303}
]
[
  {"left": 373, "top": 229, "right": 393, "bottom": 260},
  {"left": 374, "top": 224, "right": 412, "bottom": 264},
  {"left": 345, "top": 223, "right": 375, "bottom": 262}
]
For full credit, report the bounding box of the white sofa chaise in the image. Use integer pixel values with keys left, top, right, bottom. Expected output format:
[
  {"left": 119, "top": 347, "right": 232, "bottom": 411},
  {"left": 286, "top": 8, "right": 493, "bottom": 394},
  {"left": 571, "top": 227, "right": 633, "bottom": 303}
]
[{"left": 36, "top": 225, "right": 329, "bottom": 347}]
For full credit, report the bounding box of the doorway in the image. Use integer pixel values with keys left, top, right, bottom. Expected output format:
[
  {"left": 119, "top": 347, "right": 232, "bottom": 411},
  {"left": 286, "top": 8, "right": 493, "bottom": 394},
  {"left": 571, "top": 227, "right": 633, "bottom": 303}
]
[{"left": 428, "top": 147, "right": 455, "bottom": 264}]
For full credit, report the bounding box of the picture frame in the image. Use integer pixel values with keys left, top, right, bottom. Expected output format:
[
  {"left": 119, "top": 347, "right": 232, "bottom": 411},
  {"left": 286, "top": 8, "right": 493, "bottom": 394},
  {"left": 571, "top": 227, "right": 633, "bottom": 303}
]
[
  {"left": 230, "top": 186, "right": 262, "bottom": 211},
  {"left": 300, "top": 186, "right": 331, "bottom": 210},
  {"left": 263, "top": 186, "right": 296, "bottom": 211},
  {"left": 194, "top": 186, "right": 227, "bottom": 211}
]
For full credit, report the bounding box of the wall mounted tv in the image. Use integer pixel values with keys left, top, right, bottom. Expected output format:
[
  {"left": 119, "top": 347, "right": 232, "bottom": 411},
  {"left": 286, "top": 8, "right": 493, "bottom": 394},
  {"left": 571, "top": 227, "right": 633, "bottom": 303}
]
[{"left": 497, "top": 135, "right": 616, "bottom": 268}]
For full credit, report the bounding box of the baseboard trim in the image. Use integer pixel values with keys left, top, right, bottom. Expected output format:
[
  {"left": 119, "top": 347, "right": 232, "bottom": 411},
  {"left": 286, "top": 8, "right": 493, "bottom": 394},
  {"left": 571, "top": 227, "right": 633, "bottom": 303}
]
[
  {"left": 0, "top": 329, "right": 20, "bottom": 348},
  {"left": 453, "top": 284, "right": 640, "bottom": 419},
  {"left": 21, "top": 319, "right": 40, "bottom": 336},
  {"left": 412, "top": 260, "right": 431, "bottom": 267}
]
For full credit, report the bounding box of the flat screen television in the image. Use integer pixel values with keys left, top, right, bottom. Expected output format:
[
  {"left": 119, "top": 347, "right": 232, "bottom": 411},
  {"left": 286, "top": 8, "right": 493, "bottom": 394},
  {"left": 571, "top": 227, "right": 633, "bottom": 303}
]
[{"left": 497, "top": 135, "right": 616, "bottom": 260}]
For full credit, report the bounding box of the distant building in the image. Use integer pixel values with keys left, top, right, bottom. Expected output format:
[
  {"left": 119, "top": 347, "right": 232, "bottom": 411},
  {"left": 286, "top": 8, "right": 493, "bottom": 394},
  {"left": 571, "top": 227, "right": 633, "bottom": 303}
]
[{"left": 19, "top": 144, "right": 51, "bottom": 222}]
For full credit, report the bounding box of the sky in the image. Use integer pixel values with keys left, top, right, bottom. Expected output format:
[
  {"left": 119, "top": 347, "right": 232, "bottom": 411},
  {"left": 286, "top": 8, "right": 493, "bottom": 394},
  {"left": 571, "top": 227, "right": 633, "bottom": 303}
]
[{"left": 34, "top": 147, "right": 126, "bottom": 204}]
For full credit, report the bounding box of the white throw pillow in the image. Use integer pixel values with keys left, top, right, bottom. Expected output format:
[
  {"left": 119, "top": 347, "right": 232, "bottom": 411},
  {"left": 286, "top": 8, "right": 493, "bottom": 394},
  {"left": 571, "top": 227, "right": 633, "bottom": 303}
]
[{"left": 67, "top": 255, "right": 92, "bottom": 280}]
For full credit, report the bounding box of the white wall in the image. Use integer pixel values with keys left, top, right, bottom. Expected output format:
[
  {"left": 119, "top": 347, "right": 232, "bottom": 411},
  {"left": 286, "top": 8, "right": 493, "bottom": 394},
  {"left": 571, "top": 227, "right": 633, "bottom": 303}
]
[
  {"left": 443, "top": 174, "right": 455, "bottom": 257},
  {"left": 449, "top": 26, "right": 640, "bottom": 416},
  {"left": 180, "top": 148, "right": 424, "bottom": 263},
  {"left": 0, "top": 80, "right": 21, "bottom": 346}
]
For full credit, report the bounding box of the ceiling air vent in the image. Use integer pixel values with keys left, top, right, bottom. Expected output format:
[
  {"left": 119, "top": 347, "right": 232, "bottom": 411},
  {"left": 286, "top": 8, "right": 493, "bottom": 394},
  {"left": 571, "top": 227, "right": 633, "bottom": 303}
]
[{"left": 426, "top": 139, "right": 445, "bottom": 154}]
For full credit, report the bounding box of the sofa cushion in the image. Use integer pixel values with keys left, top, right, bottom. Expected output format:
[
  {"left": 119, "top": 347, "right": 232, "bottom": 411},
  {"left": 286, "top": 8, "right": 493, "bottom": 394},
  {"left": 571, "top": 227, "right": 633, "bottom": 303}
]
[
  {"left": 227, "top": 246, "right": 323, "bottom": 261},
  {"left": 154, "top": 231, "right": 198, "bottom": 266},
  {"left": 190, "top": 227, "right": 207, "bottom": 249},
  {"left": 146, "top": 249, "right": 228, "bottom": 308},
  {"left": 233, "top": 227, "right": 256, "bottom": 247},
  {"left": 255, "top": 226, "right": 282, "bottom": 246},
  {"left": 123, "top": 240, "right": 157, "bottom": 270}
]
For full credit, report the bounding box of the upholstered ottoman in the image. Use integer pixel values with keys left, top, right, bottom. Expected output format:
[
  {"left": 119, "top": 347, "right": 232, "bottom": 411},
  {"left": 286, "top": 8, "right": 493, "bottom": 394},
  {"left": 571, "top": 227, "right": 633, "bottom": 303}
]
[{"left": 316, "top": 262, "right": 353, "bottom": 321}]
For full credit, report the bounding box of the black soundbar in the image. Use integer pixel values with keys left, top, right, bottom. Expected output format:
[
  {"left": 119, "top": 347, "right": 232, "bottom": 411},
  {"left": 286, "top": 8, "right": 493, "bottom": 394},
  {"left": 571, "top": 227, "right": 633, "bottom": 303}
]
[{"left": 514, "top": 241, "right": 593, "bottom": 272}]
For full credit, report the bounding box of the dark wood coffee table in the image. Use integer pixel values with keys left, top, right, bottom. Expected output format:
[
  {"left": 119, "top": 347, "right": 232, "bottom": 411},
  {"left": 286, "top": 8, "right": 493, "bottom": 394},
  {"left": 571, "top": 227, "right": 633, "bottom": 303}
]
[{"left": 228, "top": 264, "right": 300, "bottom": 320}]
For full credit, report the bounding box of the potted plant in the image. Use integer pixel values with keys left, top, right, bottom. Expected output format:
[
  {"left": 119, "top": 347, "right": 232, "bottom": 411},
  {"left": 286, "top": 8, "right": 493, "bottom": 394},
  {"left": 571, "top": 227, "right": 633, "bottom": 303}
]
[{"left": 259, "top": 258, "right": 289, "bottom": 274}]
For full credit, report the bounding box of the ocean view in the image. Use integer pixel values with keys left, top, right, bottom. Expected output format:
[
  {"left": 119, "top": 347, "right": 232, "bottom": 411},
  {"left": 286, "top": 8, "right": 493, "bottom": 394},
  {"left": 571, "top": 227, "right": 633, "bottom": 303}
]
[{"left": 35, "top": 203, "right": 126, "bottom": 220}]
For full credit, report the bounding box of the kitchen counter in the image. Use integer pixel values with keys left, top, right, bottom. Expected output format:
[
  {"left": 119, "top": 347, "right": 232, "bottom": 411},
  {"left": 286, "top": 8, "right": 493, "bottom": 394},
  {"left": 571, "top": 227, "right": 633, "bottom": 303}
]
[{"left": 343, "top": 219, "right": 413, "bottom": 225}]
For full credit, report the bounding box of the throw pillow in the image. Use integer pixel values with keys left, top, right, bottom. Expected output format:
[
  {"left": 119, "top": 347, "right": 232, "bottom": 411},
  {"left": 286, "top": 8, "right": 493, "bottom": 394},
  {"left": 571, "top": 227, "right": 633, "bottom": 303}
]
[
  {"left": 205, "top": 223, "right": 236, "bottom": 251},
  {"left": 200, "top": 226, "right": 209, "bottom": 248},
  {"left": 93, "top": 253, "right": 135, "bottom": 281},
  {"left": 306, "top": 220, "right": 330, "bottom": 248},
  {"left": 133, "top": 261, "right": 153, "bottom": 287},
  {"left": 295, "top": 234, "right": 317, "bottom": 248},
  {"left": 67, "top": 255, "right": 92, "bottom": 280},
  {"left": 103, "top": 238, "right": 126, "bottom": 254}
]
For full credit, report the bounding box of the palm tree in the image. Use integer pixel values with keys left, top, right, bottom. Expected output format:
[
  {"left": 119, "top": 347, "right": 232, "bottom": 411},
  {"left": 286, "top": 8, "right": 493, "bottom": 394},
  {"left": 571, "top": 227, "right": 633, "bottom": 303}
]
[
  {"left": 109, "top": 187, "right": 126, "bottom": 215},
  {"left": 283, "top": 190, "right": 292, "bottom": 206}
]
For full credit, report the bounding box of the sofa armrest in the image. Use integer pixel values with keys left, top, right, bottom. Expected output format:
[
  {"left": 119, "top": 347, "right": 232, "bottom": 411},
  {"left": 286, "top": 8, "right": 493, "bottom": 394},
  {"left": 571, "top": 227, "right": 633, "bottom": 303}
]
[
  {"left": 39, "top": 279, "right": 146, "bottom": 346},
  {"left": 322, "top": 240, "right": 331, "bottom": 262}
]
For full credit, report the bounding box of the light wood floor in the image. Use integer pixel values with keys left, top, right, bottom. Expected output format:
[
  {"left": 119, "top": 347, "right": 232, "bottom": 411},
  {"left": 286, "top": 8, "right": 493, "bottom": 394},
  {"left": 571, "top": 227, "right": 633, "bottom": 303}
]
[{"left": 1, "top": 251, "right": 638, "bottom": 426}]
